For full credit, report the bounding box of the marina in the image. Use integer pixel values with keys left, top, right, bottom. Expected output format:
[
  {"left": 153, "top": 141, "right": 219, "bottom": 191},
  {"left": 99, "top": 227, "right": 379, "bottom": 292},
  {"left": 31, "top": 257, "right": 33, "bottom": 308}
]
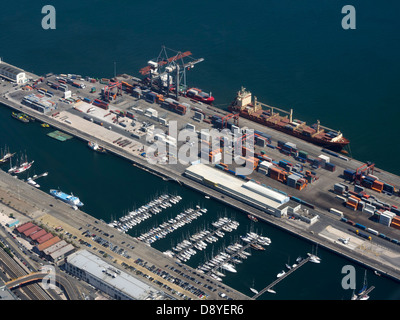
[
  {"left": 164, "top": 216, "right": 239, "bottom": 262},
  {"left": 137, "top": 206, "right": 207, "bottom": 245},
  {"left": 108, "top": 194, "right": 182, "bottom": 233}
]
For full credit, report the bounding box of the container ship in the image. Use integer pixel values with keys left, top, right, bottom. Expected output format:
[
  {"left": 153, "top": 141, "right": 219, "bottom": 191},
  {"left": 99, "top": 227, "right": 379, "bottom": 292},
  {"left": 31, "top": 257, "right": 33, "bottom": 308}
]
[
  {"left": 228, "top": 87, "right": 350, "bottom": 152},
  {"left": 185, "top": 88, "right": 214, "bottom": 104}
]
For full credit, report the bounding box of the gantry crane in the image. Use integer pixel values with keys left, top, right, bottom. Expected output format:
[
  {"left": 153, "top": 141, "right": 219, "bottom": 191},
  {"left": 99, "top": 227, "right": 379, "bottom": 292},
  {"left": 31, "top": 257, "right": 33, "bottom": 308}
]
[
  {"left": 103, "top": 81, "right": 122, "bottom": 102},
  {"left": 139, "top": 46, "right": 204, "bottom": 100}
]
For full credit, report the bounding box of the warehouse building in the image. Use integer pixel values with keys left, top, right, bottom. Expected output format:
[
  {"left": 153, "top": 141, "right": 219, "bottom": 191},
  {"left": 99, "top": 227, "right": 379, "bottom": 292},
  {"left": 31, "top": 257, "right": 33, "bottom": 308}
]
[
  {"left": 43, "top": 240, "right": 75, "bottom": 262},
  {"left": 0, "top": 60, "right": 26, "bottom": 83},
  {"left": 185, "top": 163, "right": 319, "bottom": 222},
  {"left": 185, "top": 163, "right": 294, "bottom": 217},
  {"left": 64, "top": 250, "right": 164, "bottom": 300},
  {"left": 22, "top": 93, "right": 57, "bottom": 114}
]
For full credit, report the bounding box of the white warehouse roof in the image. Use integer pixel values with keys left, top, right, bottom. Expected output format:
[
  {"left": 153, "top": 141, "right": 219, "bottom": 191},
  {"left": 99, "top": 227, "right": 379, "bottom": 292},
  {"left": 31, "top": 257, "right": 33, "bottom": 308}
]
[
  {"left": 185, "top": 164, "right": 289, "bottom": 210},
  {"left": 242, "top": 181, "right": 289, "bottom": 204},
  {"left": 66, "top": 250, "right": 157, "bottom": 300}
]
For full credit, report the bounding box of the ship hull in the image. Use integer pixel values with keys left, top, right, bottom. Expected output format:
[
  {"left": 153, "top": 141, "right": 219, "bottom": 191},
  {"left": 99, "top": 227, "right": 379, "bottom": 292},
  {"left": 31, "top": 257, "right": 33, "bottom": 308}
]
[{"left": 230, "top": 108, "right": 349, "bottom": 152}]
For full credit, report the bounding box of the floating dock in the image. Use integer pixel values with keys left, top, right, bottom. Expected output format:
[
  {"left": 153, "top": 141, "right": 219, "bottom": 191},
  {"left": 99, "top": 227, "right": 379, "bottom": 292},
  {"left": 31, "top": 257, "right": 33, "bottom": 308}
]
[{"left": 47, "top": 130, "right": 73, "bottom": 142}]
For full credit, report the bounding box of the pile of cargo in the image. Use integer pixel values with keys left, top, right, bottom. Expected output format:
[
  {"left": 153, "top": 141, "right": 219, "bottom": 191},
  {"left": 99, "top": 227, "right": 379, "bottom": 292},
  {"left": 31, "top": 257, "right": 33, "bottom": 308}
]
[
  {"left": 161, "top": 98, "right": 187, "bottom": 115},
  {"left": 335, "top": 182, "right": 400, "bottom": 230},
  {"left": 343, "top": 169, "right": 396, "bottom": 195},
  {"left": 209, "top": 148, "right": 222, "bottom": 164},
  {"left": 92, "top": 99, "right": 109, "bottom": 110}
]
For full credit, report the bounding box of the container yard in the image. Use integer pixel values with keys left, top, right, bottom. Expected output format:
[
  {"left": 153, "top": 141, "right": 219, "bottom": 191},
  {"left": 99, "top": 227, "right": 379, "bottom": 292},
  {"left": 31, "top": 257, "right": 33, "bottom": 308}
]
[{"left": 0, "top": 56, "right": 400, "bottom": 300}]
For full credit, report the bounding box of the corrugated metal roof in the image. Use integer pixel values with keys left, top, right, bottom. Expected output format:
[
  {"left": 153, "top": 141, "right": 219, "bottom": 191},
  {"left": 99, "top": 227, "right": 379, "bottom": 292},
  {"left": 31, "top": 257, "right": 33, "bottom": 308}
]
[
  {"left": 30, "top": 229, "right": 47, "bottom": 240},
  {"left": 67, "top": 250, "right": 157, "bottom": 300},
  {"left": 16, "top": 222, "right": 35, "bottom": 233},
  {"left": 37, "top": 236, "right": 60, "bottom": 251},
  {"left": 36, "top": 232, "right": 54, "bottom": 244},
  {"left": 49, "top": 244, "right": 75, "bottom": 260},
  {"left": 23, "top": 226, "right": 40, "bottom": 237},
  {"left": 0, "top": 63, "right": 24, "bottom": 76}
]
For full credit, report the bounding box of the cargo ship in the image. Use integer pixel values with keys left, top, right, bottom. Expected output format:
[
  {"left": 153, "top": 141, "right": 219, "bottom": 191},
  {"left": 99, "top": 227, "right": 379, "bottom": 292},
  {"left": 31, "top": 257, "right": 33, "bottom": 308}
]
[
  {"left": 185, "top": 88, "right": 214, "bottom": 104},
  {"left": 228, "top": 87, "right": 350, "bottom": 152},
  {"left": 50, "top": 189, "right": 84, "bottom": 208}
]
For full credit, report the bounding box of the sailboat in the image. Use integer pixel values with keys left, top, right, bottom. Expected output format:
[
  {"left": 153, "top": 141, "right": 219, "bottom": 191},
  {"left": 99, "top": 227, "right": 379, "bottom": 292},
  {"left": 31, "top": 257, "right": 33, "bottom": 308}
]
[
  {"left": 249, "top": 279, "right": 258, "bottom": 294},
  {"left": 0, "top": 146, "right": 15, "bottom": 164},
  {"left": 358, "top": 270, "right": 368, "bottom": 296},
  {"left": 8, "top": 156, "right": 17, "bottom": 173}
]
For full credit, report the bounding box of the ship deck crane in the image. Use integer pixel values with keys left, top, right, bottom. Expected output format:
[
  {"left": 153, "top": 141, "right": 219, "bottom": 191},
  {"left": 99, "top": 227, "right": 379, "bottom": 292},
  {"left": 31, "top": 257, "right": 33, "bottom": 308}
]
[
  {"left": 355, "top": 162, "right": 375, "bottom": 184},
  {"left": 140, "top": 46, "right": 204, "bottom": 100}
]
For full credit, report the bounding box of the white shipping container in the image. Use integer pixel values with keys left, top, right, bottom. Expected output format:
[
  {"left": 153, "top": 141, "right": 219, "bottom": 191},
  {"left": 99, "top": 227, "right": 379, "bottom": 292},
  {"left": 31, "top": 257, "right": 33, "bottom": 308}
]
[
  {"left": 329, "top": 208, "right": 343, "bottom": 218},
  {"left": 366, "top": 228, "right": 379, "bottom": 235}
]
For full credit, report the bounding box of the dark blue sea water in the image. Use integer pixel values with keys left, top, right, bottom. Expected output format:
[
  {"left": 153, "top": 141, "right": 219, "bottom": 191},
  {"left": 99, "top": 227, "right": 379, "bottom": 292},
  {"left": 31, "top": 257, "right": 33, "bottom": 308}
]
[{"left": 0, "top": 1, "right": 399, "bottom": 299}]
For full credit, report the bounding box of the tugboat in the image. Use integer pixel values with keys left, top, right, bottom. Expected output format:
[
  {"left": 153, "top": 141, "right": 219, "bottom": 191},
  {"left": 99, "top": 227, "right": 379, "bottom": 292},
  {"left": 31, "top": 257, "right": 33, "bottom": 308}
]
[
  {"left": 88, "top": 141, "right": 106, "bottom": 153},
  {"left": 248, "top": 214, "right": 258, "bottom": 222}
]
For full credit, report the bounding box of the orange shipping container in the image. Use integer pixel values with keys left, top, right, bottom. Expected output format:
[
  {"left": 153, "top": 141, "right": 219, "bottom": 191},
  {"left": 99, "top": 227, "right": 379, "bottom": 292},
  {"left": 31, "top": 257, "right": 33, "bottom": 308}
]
[{"left": 390, "top": 222, "right": 400, "bottom": 230}]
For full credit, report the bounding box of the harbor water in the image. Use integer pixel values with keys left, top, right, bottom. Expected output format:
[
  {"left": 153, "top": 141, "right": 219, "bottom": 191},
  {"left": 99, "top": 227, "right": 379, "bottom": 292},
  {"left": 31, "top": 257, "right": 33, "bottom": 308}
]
[{"left": 0, "top": 1, "right": 400, "bottom": 299}]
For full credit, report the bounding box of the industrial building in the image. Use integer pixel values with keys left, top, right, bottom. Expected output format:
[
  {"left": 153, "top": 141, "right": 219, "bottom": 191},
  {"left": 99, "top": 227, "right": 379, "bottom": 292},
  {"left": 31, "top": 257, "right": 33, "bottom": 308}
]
[
  {"left": 64, "top": 250, "right": 164, "bottom": 300},
  {"left": 22, "top": 93, "right": 57, "bottom": 114},
  {"left": 185, "top": 163, "right": 292, "bottom": 217},
  {"left": 185, "top": 163, "right": 319, "bottom": 223},
  {"left": 0, "top": 60, "right": 26, "bottom": 83}
]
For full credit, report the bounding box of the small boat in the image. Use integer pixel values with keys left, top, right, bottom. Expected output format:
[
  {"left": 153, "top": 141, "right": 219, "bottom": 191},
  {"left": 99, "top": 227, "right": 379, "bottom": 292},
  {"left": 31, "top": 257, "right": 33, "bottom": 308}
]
[
  {"left": 205, "top": 195, "right": 210, "bottom": 199},
  {"left": 41, "top": 123, "right": 50, "bottom": 128},
  {"left": 250, "top": 280, "right": 258, "bottom": 294},
  {"left": 267, "top": 288, "right": 276, "bottom": 294},
  {"left": 250, "top": 287, "right": 258, "bottom": 294},
  {"left": 248, "top": 214, "right": 258, "bottom": 222},
  {"left": 27, "top": 178, "right": 40, "bottom": 188},
  {"left": 308, "top": 255, "right": 321, "bottom": 264},
  {"left": 0, "top": 147, "right": 15, "bottom": 164},
  {"left": 277, "top": 271, "right": 286, "bottom": 278},
  {"left": 357, "top": 270, "right": 368, "bottom": 296}
]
